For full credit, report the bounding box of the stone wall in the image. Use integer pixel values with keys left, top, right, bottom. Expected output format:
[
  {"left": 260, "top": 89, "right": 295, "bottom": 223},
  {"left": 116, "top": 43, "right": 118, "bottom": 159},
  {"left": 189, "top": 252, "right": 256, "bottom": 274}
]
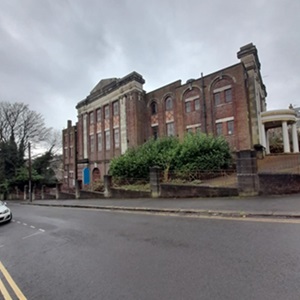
[
  {"left": 160, "top": 183, "right": 238, "bottom": 198},
  {"left": 259, "top": 173, "right": 300, "bottom": 195}
]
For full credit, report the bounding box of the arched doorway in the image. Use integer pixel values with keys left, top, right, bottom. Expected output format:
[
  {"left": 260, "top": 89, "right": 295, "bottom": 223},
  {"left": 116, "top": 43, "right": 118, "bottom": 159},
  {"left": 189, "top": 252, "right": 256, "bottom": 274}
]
[{"left": 92, "top": 168, "right": 101, "bottom": 182}]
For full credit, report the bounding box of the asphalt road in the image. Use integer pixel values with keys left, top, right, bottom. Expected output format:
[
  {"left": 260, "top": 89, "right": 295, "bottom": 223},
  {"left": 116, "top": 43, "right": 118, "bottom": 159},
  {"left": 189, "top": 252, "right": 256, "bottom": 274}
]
[{"left": 1, "top": 203, "right": 300, "bottom": 300}]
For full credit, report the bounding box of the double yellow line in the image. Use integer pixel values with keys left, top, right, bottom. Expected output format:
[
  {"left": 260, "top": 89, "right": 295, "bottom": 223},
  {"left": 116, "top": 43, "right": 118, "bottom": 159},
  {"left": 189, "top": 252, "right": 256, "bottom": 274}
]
[{"left": 0, "top": 261, "right": 27, "bottom": 300}]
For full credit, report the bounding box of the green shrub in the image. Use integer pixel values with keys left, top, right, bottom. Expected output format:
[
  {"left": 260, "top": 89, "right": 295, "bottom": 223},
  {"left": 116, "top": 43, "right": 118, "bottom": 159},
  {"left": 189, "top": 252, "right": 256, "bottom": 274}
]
[{"left": 109, "top": 133, "right": 232, "bottom": 180}]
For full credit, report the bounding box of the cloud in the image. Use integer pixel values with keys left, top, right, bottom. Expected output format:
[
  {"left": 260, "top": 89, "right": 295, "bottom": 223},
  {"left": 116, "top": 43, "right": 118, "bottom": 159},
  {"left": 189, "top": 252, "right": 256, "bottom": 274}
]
[{"left": 0, "top": 0, "right": 299, "bottom": 130}]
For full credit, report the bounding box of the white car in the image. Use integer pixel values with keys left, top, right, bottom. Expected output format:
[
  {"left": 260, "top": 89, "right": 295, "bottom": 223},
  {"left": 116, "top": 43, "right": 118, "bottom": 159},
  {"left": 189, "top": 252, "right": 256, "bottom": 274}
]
[{"left": 0, "top": 201, "right": 12, "bottom": 224}]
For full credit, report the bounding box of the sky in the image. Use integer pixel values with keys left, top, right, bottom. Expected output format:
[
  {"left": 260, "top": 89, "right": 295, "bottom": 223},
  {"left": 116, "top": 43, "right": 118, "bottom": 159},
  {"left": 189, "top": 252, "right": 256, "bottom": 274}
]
[{"left": 0, "top": 0, "right": 299, "bottom": 131}]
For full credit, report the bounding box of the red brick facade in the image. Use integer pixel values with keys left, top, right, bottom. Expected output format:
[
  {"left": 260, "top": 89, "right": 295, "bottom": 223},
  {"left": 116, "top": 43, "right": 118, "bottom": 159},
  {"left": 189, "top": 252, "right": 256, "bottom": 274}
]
[{"left": 62, "top": 43, "right": 267, "bottom": 190}]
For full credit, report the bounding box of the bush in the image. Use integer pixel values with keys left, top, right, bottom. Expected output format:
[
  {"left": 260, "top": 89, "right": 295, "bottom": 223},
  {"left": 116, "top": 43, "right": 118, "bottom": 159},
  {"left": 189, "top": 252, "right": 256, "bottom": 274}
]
[{"left": 109, "top": 133, "right": 232, "bottom": 181}]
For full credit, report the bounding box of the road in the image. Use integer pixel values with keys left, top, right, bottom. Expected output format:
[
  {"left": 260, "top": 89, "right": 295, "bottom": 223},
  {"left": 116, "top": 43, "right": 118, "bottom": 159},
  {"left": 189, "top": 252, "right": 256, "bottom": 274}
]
[{"left": 1, "top": 203, "right": 300, "bottom": 300}]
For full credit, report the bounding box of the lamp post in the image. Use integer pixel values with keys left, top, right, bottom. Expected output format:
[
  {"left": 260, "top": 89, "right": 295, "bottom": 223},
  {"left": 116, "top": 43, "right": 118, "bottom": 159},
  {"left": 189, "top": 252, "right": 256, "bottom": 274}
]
[{"left": 28, "top": 142, "right": 32, "bottom": 202}]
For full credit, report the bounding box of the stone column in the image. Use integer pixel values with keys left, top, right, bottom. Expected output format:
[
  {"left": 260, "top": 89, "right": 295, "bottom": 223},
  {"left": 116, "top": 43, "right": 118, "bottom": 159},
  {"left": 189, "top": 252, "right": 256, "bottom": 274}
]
[
  {"left": 32, "top": 186, "right": 36, "bottom": 201},
  {"left": 55, "top": 183, "right": 61, "bottom": 200},
  {"left": 24, "top": 185, "right": 27, "bottom": 201},
  {"left": 282, "top": 121, "right": 290, "bottom": 153},
  {"left": 150, "top": 166, "right": 161, "bottom": 198},
  {"left": 236, "top": 150, "right": 259, "bottom": 196},
  {"left": 41, "top": 185, "right": 45, "bottom": 200},
  {"left": 261, "top": 123, "right": 267, "bottom": 149},
  {"left": 104, "top": 175, "right": 112, "bottom": 198},
  {"left": 266, "top": 130, "right": 270, "bottom": 154},
  {"left": 292, "top": 123, "right": 299, "bottom": 153},
  {"left": 75, "top": 180, "right": 80, "bottom": 199}
]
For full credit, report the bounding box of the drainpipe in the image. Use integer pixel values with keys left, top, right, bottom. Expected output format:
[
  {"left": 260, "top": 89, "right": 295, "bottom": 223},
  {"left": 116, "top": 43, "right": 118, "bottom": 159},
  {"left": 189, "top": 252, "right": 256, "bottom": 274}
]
[{"left": 201, "top": 73, "right": 207, "bottom": 134}]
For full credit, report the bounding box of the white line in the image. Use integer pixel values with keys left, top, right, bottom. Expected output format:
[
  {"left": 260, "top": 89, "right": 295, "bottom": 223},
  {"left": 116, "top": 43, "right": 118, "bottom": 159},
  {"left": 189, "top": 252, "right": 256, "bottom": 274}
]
[
  {"left": 22, "top": 232, "right": 41, "bottom": 240},
  {"left": 23, "top": 223, "right": 27, "bottom": 226},
  {"left": 30, "top": 226, "right": 35, "bottom": 229},
  {"left": 39, "top": 229, "right": 45, "bottom": 232},
  {"left": 17, "top": 221, "right": 20, "bottom": 224}
]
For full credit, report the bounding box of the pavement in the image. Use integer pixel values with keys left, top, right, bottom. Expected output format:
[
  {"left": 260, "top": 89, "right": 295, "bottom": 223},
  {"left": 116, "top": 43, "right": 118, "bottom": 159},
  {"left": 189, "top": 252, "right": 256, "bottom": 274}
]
[{"left": 16, "top": 193, "right": 300, "bottom": 219}]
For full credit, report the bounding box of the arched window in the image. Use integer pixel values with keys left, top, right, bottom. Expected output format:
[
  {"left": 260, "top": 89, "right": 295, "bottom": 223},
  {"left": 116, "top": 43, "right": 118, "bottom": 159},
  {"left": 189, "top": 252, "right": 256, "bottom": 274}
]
[
  {"left": 151, "top": 102, "right": 158, "bottom": 115},
  {"left": 165, "top": 97, "right": 173, "bottom": 111}
]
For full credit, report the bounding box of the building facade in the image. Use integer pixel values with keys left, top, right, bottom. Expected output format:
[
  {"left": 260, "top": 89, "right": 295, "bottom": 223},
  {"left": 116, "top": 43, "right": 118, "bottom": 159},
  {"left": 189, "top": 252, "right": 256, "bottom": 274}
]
[{"left": 62, "top": 43, "right": 267, "bottom": 190}]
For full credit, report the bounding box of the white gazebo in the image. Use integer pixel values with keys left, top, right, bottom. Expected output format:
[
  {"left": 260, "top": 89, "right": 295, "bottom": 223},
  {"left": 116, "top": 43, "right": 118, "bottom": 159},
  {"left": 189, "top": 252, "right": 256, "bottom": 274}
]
[{"left": 260, "top": 109, "right": 299, "bottom": 154}]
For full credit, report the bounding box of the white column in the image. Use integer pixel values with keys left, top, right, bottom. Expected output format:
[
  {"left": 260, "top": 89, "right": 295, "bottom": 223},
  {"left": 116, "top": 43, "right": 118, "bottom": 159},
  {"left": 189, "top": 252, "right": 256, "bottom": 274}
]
[
  {"left": 282, "top": 121, "right": 290, "bottom": 153},
  {"left": 261, "top": 123, "right": 266, "bottom": 148},
  {"left": 292, "top": 123, "right": 299, "bottom": 153},
  {"left": 266, "top": 130, "right": 270, "bottom": 154}
]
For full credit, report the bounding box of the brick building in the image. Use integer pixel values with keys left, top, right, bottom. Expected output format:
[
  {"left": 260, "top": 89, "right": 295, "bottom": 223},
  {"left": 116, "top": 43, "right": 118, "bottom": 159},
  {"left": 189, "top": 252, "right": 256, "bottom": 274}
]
[{"left": 62, "top": 43, "right": 267, "bottom": 190}]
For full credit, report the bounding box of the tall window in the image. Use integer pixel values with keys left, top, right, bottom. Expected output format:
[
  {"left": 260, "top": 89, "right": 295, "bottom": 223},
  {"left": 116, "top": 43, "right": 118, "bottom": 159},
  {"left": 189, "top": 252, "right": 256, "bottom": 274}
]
[
  {"left": 89, "top": 112, "right": 94, "bottom": 124},
  {"left": 194, "top": 98, "right": 200, "bottom": 111},
  {"left": 90, "top": 135, "right": 94, "bottom": 153},
  {"left": 216, "top": 123, "right": 223, "bottom": 136},
  {"left": 185, "top": 101, "right": 191, "bottom": 113},
  {"left": 214, "top": 93, "right": 221, "bottom": 106},
  {"left": 151, "top": 102, "right": 158, "bottom": 115},
  {"left": 114, "top": 128, "right": 120, "bottom": 149},
  {"left": 152, "top": 126, "right": 158, "bottom": 140},
  {"left": 105, "top": 130, "right": 110, "bottom": 150},
  {"left": 166, "top": 122, "right": 174, "bottom": 136},
  {"left": 97, "top": 133, "right": 102, "bottom": 152},
  {"left": 104, "top": 105, "right": 110, "bottom": 119},
  {"left": 165, "top": 97, "right": 173, "bottom": 111},
  {"left": 97, "top": 108, "right": 102, "bottom": 122},
  {"left": 225, "top": 89, "right": 232, "bottom": 102},
  {"left": 113, "top": 101, "right": 119, "bottom": 116},
  {"left": 227, "top": 120, "right": 234, "bottom": 135}
]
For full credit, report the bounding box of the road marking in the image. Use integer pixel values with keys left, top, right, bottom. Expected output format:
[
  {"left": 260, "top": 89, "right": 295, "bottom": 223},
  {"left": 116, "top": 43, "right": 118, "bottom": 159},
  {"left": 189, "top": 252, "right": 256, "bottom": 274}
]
[
  {"left": 22, "top": 231, "right": 41, "bottom": 240},
  {"left": 13, "top": 220, "right": 45, "bottom": 232},
  {"left": 0, "top": 279, "right": 12, "bottom": 300},
  {"left": 0, "top": 261, "right": 27, "bottom": 300}
]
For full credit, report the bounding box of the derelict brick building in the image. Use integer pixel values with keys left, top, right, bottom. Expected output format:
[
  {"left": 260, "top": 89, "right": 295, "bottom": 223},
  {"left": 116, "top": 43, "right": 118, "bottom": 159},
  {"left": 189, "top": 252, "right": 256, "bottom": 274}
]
[{"left": 62, "top": 43, "right": 267, "bottom": 190}]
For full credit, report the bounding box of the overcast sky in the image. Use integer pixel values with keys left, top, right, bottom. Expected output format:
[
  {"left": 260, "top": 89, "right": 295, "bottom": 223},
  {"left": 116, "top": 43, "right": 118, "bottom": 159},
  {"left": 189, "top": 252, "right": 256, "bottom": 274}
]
[{"left": 0, "top": 0, "right": 299, "bottom": 131}]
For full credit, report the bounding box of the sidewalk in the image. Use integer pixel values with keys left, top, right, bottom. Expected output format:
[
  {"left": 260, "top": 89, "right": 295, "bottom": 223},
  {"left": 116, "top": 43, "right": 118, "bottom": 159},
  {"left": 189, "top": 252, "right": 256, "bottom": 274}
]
[{"left": 22, "top": 194, "right": 300, "bottom": 219}]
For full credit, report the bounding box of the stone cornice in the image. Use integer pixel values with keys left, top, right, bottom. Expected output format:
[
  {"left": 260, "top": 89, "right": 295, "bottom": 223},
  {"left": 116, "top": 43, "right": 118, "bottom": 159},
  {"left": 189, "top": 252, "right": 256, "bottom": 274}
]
[{"left": 76, "top": 71, "right": 145, "bottom": 109}]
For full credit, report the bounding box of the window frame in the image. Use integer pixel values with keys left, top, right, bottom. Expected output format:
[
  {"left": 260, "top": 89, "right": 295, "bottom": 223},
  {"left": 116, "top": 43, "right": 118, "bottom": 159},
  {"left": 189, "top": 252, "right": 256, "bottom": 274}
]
[
  {"left": 225, "top": 89, "right": 232, "bottom": 103},
  {"left": 185, "top": 101, "right": 191, "bottom": 113},
  {"left": 113, "top": 101, "right": 119, "bottom": 116},
  {"left": 89, "top": 111, "right": 94, "bottom": 124},
  {"left": 227, "top": 120, "right": 234, "bottom": 135},
  {"left": 90, "top": 135, "right": 95, "bottom": 153},
  {"left": 97, "top": 133, "right": 102, "bottom": 152},
  {"left": 151, "top": 102, "right": 158, "bottom": 115},
  {"left": 216, "top": 123, "right": 223, "bottom": 136},
  {"left": 165, "top": 97, "right": 173, "bottom": 111},
  {"left": 104, "top": 105, "right": 110, "bottom": 119},
  {"left": 166, "top": 122, "right": 175, "bottom": 137},
  {"left": 105, "top": 130, "right": 110, "bottom": 150},
  {"left": 152, "top": 126, "right": 158, "bottom": 140},
  {"left": 194, "top": 98, "right": 200, "bottom": 111},
  {"left": 114, "top": 128, "right": 120, "bottom": 149},
  {"left": 96, "top": 108, "right": 102, "bottom": 122},
  {"left": 214, "top": 92, "right": 221, "bottom": 106}
]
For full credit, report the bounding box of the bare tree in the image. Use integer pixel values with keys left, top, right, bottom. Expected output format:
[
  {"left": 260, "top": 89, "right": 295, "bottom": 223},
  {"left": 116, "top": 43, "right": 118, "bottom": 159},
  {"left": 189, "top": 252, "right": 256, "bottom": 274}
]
[
  {"left": 0, "top": 101, "right": 50, "bottom": 152},
  {"left": 41, "top": 128, "right": 62, "bottom": 155}
]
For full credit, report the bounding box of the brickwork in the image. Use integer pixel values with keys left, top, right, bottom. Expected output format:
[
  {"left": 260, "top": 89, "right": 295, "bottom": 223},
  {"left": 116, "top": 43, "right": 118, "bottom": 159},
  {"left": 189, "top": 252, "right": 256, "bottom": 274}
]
[{"left": 62, "top": 44, "right": 267, "bottom": 191}]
